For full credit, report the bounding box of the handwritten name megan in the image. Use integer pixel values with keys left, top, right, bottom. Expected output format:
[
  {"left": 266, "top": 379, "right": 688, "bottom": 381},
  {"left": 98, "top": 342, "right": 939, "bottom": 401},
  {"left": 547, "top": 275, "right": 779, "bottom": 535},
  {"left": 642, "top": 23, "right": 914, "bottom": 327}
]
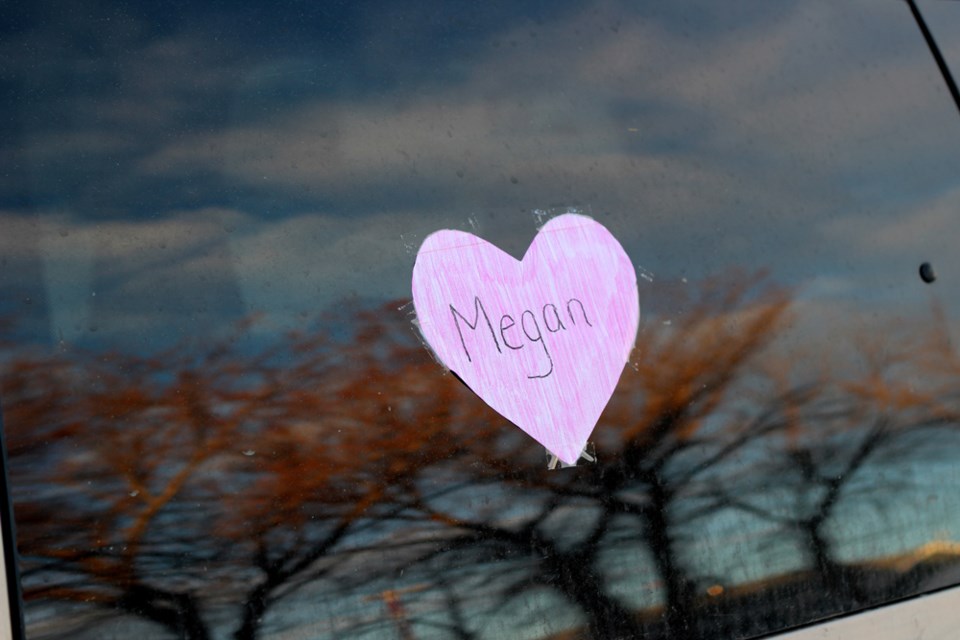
[{"left": 449, "top": 296, "right": 594, "bottom": 379}]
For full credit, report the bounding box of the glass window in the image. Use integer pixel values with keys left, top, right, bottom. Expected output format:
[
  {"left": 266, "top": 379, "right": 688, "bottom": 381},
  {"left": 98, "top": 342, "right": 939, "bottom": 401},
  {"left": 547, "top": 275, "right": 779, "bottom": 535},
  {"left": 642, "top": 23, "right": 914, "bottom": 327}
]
[{"left": 3, "top": 1, "right": 960, "bottom": 638}]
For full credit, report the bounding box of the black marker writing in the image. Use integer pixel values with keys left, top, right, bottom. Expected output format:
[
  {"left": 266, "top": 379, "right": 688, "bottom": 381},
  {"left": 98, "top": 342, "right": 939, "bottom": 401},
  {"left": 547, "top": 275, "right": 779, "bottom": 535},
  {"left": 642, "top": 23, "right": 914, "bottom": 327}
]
[
  {"left": 521, "top": 309, "right": 553, "bottom": 378},
  {"left": 450, "top": 295, "right": 594, "bottom": 379},
  {"left": 450, "top": 296, "right": 501, "bottom": 362}
]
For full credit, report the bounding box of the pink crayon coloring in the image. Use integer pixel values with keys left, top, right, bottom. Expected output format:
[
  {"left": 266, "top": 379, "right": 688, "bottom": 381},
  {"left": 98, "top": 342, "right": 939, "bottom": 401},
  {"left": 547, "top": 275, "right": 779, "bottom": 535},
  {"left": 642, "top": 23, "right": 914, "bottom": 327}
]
[{"left": 411, "top": 214, "right": 640, "bottom": 465}]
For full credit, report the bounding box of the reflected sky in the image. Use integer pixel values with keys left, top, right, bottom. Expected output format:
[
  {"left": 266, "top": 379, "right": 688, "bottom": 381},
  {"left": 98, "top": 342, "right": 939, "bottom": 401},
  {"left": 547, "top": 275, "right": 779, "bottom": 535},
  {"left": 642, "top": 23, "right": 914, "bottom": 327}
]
[
  {"left": 8, "top": 5, "right": 960, "bottom": 639},
  {"left": 3, "top": 0, "right": 960, "bottom": 350}
]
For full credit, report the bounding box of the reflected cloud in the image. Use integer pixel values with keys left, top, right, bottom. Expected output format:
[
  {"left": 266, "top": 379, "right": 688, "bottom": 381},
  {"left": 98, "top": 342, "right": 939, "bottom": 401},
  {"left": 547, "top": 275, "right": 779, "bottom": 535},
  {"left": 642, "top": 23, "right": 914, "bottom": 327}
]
[
  {"left": 8, "top": 2, "right": 960, "bottom": 638},
  {"left": 0, "top": 209, "right": 245, "bottom": 346},
  {"left": 822, "top": 186, "right": 960, "bottom": 254},
  {"left": 3, "top": 1, "right": 960, "bottom": 346}
]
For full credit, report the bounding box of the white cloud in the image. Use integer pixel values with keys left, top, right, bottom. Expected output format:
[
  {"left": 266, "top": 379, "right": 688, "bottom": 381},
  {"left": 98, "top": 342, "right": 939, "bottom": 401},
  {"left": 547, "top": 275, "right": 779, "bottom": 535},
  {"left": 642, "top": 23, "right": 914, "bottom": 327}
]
[
  {"left": 134, "top": 0, "right": 955, "bottom": 228},
  {"left": 822, "top": 187, "right": 960, "bottom": 255},
  {"left": 1, "top": 209, "right": 245, "bottom": 344},
  {"left": 226, "top": 209, "right": 448, "bottom": 316},
  {"left": 1, "top": 207, "right": 464, "bottom": 341},
  {"left": 9, "top": 0, "right": 960, "bottom": 346}
]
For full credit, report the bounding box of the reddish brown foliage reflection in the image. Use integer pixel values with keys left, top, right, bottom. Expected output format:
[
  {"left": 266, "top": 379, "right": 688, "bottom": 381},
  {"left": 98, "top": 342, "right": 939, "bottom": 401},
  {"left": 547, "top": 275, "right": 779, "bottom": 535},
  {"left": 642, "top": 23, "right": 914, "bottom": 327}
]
[{"left": 4, "top": 275, "right": 960, "bottom": 640}]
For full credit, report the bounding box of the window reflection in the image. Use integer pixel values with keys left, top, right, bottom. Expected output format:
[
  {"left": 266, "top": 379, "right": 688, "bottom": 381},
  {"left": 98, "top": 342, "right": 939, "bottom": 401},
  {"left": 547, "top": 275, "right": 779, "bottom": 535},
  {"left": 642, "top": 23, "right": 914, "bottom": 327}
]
[
  {"left": 3, "top": 1, "right": 960, "bottom": 638},
  {"left": 5, "top": 274, "right": 960, "bottom": 639}
]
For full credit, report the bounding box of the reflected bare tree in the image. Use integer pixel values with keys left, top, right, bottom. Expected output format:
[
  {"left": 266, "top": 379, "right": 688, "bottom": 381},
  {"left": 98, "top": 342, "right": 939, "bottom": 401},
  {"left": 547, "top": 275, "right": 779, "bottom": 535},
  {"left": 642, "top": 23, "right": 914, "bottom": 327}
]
[
  {"left": 7, "top": 347, "right": 232, "bottom": 639},
  {"left": 713, "top": 320, "right": 960, "bottom": 610},
  {"left": 6, "top": 278, "right": 960, "bottom": 640},
  {"left": 345, "top": 274, "right": 801, "bottom": 640}
]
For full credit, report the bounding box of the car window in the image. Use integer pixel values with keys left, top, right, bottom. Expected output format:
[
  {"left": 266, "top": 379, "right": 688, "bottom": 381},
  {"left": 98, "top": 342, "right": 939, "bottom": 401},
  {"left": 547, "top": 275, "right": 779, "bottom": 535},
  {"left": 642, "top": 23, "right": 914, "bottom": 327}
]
[{"left": 3, "top": 1, "right": 960, "bottom": 638}]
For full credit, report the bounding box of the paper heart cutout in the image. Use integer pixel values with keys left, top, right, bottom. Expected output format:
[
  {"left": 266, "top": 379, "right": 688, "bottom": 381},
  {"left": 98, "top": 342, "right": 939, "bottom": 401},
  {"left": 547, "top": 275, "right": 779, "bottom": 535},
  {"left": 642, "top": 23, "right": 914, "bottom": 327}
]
[{"left": 411, "top": 214, "right": 639, "bottom": 464}]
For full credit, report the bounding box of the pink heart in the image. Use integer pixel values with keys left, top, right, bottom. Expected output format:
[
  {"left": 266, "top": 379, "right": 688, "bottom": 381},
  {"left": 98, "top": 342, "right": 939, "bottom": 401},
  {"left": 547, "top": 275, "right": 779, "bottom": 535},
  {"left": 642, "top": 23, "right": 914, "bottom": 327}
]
[{"left": 411, "top": 214, "right": 640, "bottom": 464}]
